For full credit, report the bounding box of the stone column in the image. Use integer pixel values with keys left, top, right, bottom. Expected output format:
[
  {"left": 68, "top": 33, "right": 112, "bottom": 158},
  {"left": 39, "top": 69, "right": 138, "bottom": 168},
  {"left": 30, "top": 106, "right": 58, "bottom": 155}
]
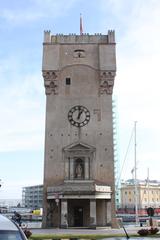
[
  {"left": 85, "top": 157, "right": 89, "bottom": 179},
  {"left": 90, "top": 199, "right": 96, "bottom": 228},
  {"left": 106, "top": 201, "right": 111, "bottom": 224},
  {"left": 70, "top": 159, "right": 74, "bottom": 179},
  {"left": 61, "top": 199, "right": 68, "bottom": 228},
  {"left": 64, "top": 158, "right": 69, "bottom": 180}
]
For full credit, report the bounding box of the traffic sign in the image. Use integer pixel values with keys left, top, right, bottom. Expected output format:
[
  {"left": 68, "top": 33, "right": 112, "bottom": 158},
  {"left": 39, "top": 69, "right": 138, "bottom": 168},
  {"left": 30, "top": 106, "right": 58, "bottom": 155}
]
[{"left": 147, "top": 207, "right": 154, "bottom": 217}]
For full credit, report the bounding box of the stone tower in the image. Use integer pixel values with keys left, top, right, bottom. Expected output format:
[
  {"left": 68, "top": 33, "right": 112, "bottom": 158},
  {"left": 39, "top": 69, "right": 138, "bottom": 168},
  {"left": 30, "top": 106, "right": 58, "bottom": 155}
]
[{"left": 42, "top": 30, "right": 117, "bottom": 228}]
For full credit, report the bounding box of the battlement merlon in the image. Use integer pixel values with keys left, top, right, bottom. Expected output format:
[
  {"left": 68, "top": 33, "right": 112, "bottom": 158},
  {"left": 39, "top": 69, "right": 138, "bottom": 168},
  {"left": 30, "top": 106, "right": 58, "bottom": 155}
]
[{"left": 43, "top": 30, "right": 115, "bottom": 44}]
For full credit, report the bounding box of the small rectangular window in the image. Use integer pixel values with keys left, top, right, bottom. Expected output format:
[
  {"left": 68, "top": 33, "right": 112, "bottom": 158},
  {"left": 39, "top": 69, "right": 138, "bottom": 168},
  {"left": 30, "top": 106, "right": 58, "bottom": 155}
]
[{"left": 66, "top": 77, "right": 71, "bottom": 85}]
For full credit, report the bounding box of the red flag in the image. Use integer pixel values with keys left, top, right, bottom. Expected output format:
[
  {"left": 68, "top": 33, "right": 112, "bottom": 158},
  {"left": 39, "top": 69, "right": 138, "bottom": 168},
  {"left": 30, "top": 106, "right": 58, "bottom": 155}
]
[{"left": 80, "top": 14, "right": 83, "bottom": 35}]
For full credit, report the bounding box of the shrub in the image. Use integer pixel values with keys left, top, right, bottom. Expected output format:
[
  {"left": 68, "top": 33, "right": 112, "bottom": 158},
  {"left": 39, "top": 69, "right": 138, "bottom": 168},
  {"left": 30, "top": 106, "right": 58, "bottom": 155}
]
[
  {"left": 23, "top": 229, "right": 32, "bottom": 239},
  {"left": 149, "top": 227, "right": 159, "bottom": 235},
  {"left": 138, "top": 227, "right": 159, "bottom": 236},
  {"left": 137, "top": 228, "right": 149, "bottom": 236}
]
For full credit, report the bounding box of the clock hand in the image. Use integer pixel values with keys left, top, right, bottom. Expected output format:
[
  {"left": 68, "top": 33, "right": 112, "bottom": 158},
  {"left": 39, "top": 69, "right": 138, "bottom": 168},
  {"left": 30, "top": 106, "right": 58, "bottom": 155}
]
[{"left": 77, "top": 110, "right": 83, "bottom": 119}]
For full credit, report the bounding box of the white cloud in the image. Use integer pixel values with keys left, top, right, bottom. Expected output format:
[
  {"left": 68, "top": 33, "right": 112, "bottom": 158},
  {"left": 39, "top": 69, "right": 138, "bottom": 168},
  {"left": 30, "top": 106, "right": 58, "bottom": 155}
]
[
  {"left": 1, "top": 9, "right": 43, "bottom": 22},
  {"left": 0, "top": 0, "right": 78, "bottom": 24},
  {"left": 106, "top": 0, "right": 160, "bottom": 180},
  {"left": 0, "top": 70, "right": 45, "bottom": 152},
  {"left": 0, "top": 179, "right": 43, "bottom": 199}
]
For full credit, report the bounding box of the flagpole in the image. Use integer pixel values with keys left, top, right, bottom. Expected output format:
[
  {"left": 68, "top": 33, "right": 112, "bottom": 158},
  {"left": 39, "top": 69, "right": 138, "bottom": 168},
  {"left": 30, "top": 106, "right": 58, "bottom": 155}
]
[{"left": 80, "top": 13, "right": 83, "bottom": 35}]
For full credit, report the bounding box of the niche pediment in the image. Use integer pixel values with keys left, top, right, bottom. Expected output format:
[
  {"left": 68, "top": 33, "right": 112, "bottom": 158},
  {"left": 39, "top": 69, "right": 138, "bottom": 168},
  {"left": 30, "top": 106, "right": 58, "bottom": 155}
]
[
  {"left": 63, "top": 141, "right": 95, "bottom": 152},
  {"left": 63, "top": 141, "right": 95, "bottom": 180}
]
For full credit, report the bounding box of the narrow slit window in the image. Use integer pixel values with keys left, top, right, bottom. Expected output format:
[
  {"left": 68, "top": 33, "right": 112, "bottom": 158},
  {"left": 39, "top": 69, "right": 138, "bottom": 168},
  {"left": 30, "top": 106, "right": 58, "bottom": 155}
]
[{"left": 66, "top": 77, "right": 71, "bottom": 85}]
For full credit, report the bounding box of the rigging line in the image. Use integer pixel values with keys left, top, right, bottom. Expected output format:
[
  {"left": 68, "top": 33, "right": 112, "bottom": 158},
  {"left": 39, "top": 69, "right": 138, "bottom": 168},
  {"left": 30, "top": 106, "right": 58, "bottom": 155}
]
[{"left": 117, "top": 126, "right": 135, "bottom": 186}]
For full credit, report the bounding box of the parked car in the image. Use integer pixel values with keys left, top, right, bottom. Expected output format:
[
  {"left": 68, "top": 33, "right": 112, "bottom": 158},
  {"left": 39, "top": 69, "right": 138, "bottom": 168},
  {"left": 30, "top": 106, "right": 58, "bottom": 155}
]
[{"left": 0, "top": 214, "right": 27, "bottom": 240}]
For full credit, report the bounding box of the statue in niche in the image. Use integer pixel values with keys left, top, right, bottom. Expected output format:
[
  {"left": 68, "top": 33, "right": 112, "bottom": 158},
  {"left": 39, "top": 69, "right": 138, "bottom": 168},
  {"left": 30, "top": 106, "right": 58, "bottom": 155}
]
[{"left": 75, "top": 163, "right": 83, "bottom": 178}]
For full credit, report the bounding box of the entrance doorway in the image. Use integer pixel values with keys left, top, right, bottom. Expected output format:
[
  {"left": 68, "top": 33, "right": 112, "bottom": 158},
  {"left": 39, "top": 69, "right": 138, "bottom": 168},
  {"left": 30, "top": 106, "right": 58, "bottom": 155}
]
[
  {"left": 74, "top": 206, "right": 83, "bottom": 226},
  {"left": 68, "top": 199, "right": 89, "bottom": 227}
]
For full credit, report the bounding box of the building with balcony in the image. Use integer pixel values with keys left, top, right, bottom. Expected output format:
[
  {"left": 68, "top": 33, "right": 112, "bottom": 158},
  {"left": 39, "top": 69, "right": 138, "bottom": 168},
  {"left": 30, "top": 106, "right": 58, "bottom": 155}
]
[{"left": 22, "top": 185, "right": 43, "bottom": 209}]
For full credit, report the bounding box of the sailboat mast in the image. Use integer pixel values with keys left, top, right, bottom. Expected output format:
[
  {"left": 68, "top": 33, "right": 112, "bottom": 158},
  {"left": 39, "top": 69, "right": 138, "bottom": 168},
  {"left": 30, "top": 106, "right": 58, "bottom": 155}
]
[
  {"left": 147, "top": 168, "right": 150, "bottom": 207},
  {"left": 134, "top": 121, "right": 139, "bottom": 225}
]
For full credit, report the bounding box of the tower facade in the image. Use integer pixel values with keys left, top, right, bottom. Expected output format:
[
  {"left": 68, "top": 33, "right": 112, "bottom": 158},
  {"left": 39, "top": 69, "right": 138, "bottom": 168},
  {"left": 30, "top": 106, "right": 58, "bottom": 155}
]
[{"left": 42, "top": 30, "right": 117, "bottom": 228}]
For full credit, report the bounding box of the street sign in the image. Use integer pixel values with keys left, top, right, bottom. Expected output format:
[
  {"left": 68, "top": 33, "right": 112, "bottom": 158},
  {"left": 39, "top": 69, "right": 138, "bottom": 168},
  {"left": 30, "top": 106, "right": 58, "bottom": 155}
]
[{"left": 147, "top": 207, "right": 154, "bottom": 217}]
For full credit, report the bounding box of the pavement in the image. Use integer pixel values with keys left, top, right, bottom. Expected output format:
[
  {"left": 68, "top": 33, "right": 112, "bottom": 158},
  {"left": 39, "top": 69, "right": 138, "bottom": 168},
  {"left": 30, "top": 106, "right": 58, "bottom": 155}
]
[{"left": 30, "top": 225, "right": 142, "bottom": 236}]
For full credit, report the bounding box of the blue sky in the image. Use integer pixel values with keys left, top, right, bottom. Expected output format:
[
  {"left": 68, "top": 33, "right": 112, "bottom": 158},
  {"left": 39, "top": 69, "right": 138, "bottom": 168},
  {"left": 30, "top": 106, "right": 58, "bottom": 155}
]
[{"left": 0, "top": 0, "right": 160, "bottom": 199}]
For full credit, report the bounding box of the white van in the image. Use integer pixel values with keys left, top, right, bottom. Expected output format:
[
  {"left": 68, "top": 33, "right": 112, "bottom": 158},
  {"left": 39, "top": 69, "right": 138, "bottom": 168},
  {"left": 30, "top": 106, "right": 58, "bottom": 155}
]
[{"left": 0, "top": 214, "right": 27, "bottom": 239}]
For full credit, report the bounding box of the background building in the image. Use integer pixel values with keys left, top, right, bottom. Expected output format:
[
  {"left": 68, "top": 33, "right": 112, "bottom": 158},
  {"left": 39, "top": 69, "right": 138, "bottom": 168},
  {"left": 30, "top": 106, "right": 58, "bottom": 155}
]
[
  {"left": 22, "top": 185, "right": 43, "bottom": 209},
  {"left": 121, "top": 179, "right": 160, "bottom": 210}
]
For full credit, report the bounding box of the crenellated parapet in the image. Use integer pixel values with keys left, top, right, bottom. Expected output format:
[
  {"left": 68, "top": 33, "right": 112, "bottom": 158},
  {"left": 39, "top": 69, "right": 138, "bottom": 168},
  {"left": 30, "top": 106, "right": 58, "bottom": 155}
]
[
  {"left": 108, "top": 30, "right": 115, "bottom": 44},
  {"left": 44, "top": 30, "right": 51, "bottom": 43},
  {"left": 42, "top": 30, "right": 116, "bottom": 96},
  {"left": 99, "top": 70, "right": 116, "bottom": 95},
  {"left": 42, "top": 70, "right": 59, "bottom": 95},
  {"left": 43, "top": 30, "right": 115, "bottom": 44}
]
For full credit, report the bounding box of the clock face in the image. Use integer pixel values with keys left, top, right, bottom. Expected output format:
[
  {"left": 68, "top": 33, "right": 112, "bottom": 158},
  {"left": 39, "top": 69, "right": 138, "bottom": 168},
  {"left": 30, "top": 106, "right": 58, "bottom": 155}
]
[{"left": 68, "top": 105, "right": 90, "bottom": 127}]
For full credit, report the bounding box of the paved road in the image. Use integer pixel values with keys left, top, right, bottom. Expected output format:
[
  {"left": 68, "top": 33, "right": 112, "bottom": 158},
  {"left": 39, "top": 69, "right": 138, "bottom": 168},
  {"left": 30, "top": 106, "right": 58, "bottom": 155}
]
[{"left": 30, "top": 226, "right": 141, "bottom": 236}]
